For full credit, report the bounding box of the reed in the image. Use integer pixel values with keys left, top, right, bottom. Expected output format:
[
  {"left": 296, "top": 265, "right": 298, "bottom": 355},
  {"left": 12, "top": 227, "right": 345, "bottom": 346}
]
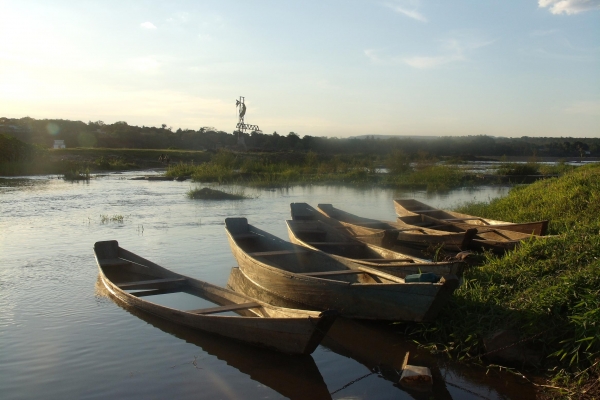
[
  {"left": 100, "top": 214, "right": 125, "bottom": 223},
  {"left": 63, "top": 168, "right": 90, "bottom": 181}
]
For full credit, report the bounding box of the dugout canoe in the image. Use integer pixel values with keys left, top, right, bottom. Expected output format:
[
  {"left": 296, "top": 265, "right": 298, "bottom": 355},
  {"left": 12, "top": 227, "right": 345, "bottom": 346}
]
[
  {"left": 316, "top": 203, "right": 476, "bottom": 249},
  {"left": 393, "top": 198, "right": 549, "bottom": 236},
  {"left": 225, "top": 217, "right": 459, "bottom": 322},
  {"left": 94, "top": 240, "right": 337, "bottom": 355},
  {"left": 286, "top": 218, "right": 464, "bottom": 278}
]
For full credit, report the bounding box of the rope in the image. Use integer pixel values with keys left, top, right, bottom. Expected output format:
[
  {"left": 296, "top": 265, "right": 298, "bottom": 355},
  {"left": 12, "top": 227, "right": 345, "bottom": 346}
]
[
  {"left": 329, "top": 371, "right": 376, "bottom": 395},
  {"left": 309, "top": 316, "right": 385, "bottom": 395}
]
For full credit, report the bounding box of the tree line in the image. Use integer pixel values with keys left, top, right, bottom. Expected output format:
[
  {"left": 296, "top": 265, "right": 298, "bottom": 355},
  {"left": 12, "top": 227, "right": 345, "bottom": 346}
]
[{"left": 1, "top": 116, "right": 597, "bottom": 158}]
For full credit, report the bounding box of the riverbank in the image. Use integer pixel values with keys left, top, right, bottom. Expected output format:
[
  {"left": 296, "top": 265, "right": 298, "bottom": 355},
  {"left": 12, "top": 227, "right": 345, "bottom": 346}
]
[
  {"left": 2, "top": 142, "right": 588, "bottom": 192},
  {"left": 398, "top": 163, "right": 600, "bottom": 398},
  {"left": 0, "top": 144, "right": 211, "bottom": 176}
]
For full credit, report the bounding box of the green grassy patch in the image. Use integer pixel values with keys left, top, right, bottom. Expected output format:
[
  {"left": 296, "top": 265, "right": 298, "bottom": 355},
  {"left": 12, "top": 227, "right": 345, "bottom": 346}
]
[{"left": 397, "top": 163, "right": 600, "bottom": 395}]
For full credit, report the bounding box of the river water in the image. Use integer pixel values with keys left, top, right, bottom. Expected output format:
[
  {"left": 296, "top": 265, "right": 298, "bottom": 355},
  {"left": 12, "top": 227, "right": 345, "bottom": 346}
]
[{"left": 0, "top": 171, "right": 536, "bottom": 399}]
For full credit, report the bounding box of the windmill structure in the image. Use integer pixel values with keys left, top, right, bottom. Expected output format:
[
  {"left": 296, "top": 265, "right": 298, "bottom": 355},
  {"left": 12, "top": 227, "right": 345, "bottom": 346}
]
[{"left": 235, "top": 96, "right": 261, "bottom": 148}]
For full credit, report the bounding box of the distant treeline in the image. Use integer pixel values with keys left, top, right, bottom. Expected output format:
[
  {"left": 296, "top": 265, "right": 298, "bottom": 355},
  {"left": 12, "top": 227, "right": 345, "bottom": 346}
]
[{"left": 1, "top": 116, "right": 597, "bottom": 158}]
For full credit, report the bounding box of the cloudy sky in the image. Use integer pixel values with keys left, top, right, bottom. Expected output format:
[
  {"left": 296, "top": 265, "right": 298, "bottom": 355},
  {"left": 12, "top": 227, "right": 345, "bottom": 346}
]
[{"left": 1, "top": 0, "right": 599, "bottom": 137}]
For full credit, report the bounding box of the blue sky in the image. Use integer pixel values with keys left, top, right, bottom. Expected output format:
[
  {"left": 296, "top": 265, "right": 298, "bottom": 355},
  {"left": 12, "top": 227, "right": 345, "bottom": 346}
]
[{"left": 1, "top": 0, "right": 599, "bottom": 137}]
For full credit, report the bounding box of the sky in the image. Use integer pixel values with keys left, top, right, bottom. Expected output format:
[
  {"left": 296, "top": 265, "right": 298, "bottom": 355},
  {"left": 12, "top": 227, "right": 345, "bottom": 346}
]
[{"left": 0, "top": 0, "right": 599, "bottom": 138}]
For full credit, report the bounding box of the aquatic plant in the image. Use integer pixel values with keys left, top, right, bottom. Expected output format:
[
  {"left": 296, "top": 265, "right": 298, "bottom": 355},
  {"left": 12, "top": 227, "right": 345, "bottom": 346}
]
[
  {"left": 100, "top": 214, "right": 125, "bottom": 223},
  {"left": 186, "top": 186, "right": 250, "bottom": 200}
]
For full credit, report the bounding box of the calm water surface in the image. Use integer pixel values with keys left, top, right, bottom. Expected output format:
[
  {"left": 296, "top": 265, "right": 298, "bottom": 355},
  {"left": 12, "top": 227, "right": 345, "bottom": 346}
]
[{"left": 0, "top": 172, "right": 536, "bottom": 399}]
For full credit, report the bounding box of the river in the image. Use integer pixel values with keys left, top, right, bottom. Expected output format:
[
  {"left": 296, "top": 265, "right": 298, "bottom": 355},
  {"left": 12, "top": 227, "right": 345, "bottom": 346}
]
[{"left": 0, "top": 171, "right": 536, "bottom": 399}]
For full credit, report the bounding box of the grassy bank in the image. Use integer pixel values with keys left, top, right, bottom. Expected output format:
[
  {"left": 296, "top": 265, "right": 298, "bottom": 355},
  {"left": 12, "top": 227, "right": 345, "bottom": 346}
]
[{"left": 399, "top": 164, "right": 600, "bottom": 397}]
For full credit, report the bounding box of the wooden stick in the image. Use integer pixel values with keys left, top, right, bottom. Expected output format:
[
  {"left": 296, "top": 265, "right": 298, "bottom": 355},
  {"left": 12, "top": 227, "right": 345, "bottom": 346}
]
[{"left": 401, "top": 352, "right": 410, "bottom": 371}]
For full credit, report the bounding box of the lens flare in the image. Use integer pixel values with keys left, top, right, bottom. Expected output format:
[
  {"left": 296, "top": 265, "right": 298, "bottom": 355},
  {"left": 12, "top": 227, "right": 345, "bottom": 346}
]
[{"left": 46, "top": 123, "right": 60, "bottom": 135}]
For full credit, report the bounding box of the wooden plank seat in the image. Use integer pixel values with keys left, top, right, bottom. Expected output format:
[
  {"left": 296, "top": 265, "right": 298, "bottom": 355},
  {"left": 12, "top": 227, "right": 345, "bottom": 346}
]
[
  {"left": 187, "top": 302, "right": 261, "bottom": 315},
  {"left": 129, "top": 287, "right": 184, "bottom": 297},
  {"left": 444, "top": 217, "right": 486, "bottom": 222},
  {"left": 299, "top": 270, "right": 364, "bottom": 277},
  {"left": 301, "top": 268, "right": 405, "bottom": 283},
  {"left": 117, "top": 277, "right": 187, "bottom": 290},
  {"left": 99, "top": 258, "right": 131, "bottom": 267},
  {"left": 248, "top": 250, "right": 308, "bottom": 257},
  {"left": 408, "top": 209, "right": 440, "bottom": 213}
]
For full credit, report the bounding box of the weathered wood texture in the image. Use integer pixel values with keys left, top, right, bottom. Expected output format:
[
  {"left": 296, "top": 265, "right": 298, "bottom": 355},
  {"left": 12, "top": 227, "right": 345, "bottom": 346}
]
[
  {"left": 393, "top": 198, "right": 548, "bottom": 236},
  {"left": 225, "top": 218, "right": 459, "bottom": 322},
  {"left": 94, "top": 240, "right": 337, "bottom": 355},
  {"left": 286, "top": 219, "right": 465, "bottom": 278},
  {"left": 393, "top": 199, "right": 550, "bottom": 254},
  {"left": 313, "top": 203, "right": 475, "bottom": 250}
]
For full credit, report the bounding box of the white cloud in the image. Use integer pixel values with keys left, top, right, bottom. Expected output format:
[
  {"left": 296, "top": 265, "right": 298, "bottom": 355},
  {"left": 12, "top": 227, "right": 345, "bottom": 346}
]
[
  {"left": 140, "top": 21, "right": 157, "bottom": 29},
  {"left": 406, "top": 36, "right": 493, "bottom": 69},
  {"left": 383, "top": 1, "right": 427, "bottom": 22},
  {"left": 565, "top": 101, "right": 600, "bottom": 115},
  {"left": 402, "top": 54, "right": 463, "bottom": 69},
  {"left": 538, "top": 0, "right": 600, "bottom": 15}
]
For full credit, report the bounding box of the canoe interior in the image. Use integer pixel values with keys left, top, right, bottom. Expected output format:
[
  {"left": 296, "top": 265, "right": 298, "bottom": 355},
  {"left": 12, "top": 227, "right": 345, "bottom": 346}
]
[
  {"left": 286, "top": 219, "right": 403, "bottom": 260},
  {"left": 225, "top": 217, "right": 393, "bottom": 285},
  {"left": 95, "top": 240, "right": 272, "bottom": 317},
  {"left": 95, "top": 240, "right": 337, "bottom": 319},
  {"left": 286, "top": 219, "right": 465, "bottom": 279},
  {"left": 94, "top": 240, "right": 339, "bottom": 355},
  {"left": 394, "top": 198, "right": 549, "bottom": 236},
  {"left": 314, "top": 203, "right": 474, "bottom": 250}
]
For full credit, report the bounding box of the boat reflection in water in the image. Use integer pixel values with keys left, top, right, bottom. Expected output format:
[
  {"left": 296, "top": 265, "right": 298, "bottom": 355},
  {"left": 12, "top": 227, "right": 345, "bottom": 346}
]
[
  {"left": 228, "top": 268, "right": 538, "bottom": 400},
  {"left": 96, "top": 274, "right": 537, "bottom": 400},
  {"left": 95, "top": 277, "right": 332, "bottom": 400}
]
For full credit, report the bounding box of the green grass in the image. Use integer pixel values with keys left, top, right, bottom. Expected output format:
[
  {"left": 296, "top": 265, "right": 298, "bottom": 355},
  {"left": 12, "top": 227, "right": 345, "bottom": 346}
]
[
  {"left": 397, "top": 163, "right": 600, "bottom": 396},
  {"left": 165, "top": 151, "right": 476, "bottom": 191}
]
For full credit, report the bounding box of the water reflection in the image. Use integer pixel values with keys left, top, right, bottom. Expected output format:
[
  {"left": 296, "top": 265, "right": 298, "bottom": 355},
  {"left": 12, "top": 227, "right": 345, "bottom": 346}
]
[
  {"left": 98, "top": 275, "right": 536, "bottom": 400},
  {"left": 1, "top": 172, "right": 539, "bottom": 400},
  {"left": 95, "top": 278, "right": 332, "bottom": 400}
]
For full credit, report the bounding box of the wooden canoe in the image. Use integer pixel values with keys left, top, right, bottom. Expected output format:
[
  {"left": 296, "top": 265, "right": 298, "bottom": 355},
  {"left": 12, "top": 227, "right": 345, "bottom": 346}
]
[
  {"left": 96, "top": 277, "right": 333, "bottom": 399},
  {"left": 94, "top": 240, "right": 337, "bottom": 355},
  {"left": 285, "top": 218, "right": 464, "bottom": 278},
  {"left": 225, "top": 218, "right": 459, "bottom": 322},
  {"left": 393, "top": 198, "right": 549, "bottom": 236},
  {"left": 297, "top": 202, "right": 476, "bottom": 251}
]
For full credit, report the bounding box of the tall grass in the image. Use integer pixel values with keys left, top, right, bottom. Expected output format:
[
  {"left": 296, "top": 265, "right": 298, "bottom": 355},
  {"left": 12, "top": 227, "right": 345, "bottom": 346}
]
[
  {"left": 164, "top": 151, "right": 473, "bottom": 191},
  {"left": 398, "top": 163, "right": 600, "bottom": 394}
]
